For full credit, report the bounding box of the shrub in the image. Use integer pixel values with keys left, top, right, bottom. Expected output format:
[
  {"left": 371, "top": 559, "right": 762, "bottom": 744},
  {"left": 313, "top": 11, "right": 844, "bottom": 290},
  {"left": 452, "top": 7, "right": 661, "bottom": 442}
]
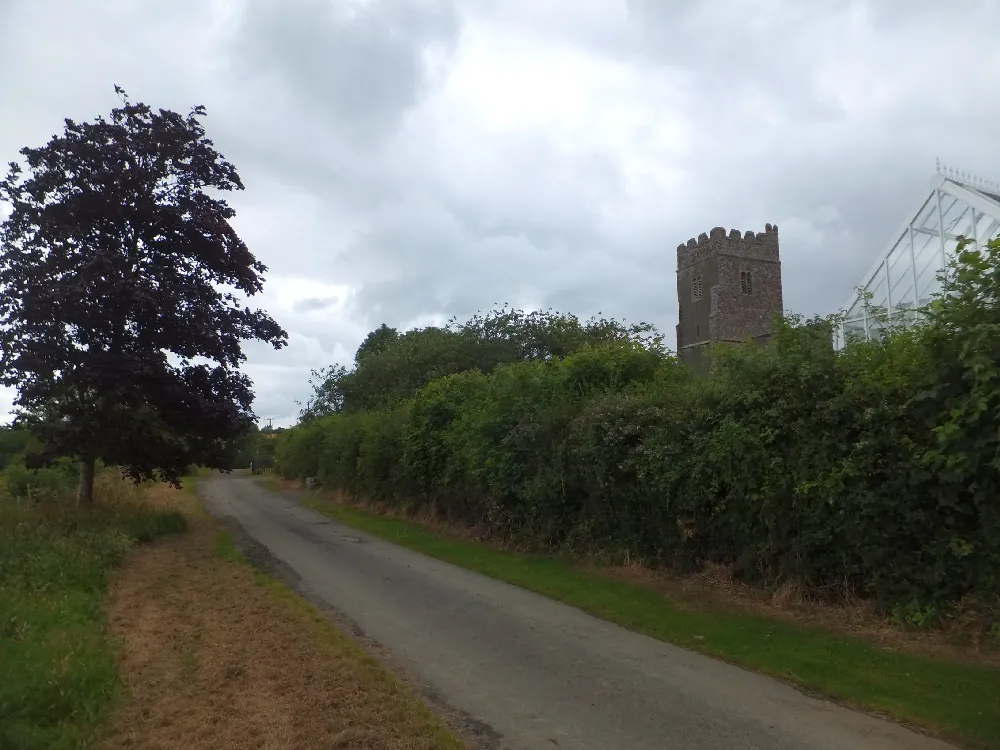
[{"left": 1, "top": 456, "right": 79, "bottom": 501}]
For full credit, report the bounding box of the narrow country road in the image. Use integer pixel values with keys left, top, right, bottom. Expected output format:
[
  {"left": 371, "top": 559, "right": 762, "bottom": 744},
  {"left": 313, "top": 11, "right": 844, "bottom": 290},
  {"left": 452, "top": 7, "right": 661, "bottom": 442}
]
[{"left": 198, "top": 474, "right": 956, "bottom": 750}]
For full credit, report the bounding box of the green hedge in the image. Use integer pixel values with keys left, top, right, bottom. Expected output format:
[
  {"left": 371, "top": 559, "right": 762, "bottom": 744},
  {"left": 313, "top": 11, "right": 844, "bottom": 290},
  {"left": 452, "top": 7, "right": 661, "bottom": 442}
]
[{"left": 276, "top": 240, "right": 1000, "bottom": 624}]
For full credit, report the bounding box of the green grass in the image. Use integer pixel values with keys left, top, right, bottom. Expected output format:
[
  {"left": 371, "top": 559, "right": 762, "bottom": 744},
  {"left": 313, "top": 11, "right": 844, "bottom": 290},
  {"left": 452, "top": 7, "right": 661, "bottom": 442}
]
[
  {"left": 284, "top": 484, "right": 1000, "bottom": 749},
  {"left": 213, "top": 529, "right": 245, "bottom": 563},
  {"left": 0, "top": 496, "right": 187, "bottom": 750}
]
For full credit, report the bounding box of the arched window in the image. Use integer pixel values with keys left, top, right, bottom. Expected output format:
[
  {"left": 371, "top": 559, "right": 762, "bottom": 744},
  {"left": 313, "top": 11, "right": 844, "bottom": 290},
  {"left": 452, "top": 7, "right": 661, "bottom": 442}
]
[{"left": 741, "top": 271, "right": 753, "bottom": 295}]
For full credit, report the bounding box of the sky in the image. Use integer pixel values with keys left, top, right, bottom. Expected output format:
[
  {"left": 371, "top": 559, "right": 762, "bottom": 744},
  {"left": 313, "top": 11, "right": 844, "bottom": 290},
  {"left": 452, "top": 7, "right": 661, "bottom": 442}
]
[{"left": 1, "top": 0, "right": 999, "bottom": 426}]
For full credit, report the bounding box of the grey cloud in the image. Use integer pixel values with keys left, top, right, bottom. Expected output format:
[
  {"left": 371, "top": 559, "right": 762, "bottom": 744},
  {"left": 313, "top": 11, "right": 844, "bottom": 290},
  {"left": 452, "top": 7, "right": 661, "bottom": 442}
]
[
  {"left": 292, "top": 296, "right": 340, "bottom": 314},
  {"left": 228, "top": 0, "right": 460, "bottom": 147},
  {"left": 208, "top": 0, "right": 464, "bottom": 230},
  {"left": 596, "top": 1, "right": 844, "bottom": 123},
  {"left": 242, "top": 363, "right": 317, "bottom": 425}
]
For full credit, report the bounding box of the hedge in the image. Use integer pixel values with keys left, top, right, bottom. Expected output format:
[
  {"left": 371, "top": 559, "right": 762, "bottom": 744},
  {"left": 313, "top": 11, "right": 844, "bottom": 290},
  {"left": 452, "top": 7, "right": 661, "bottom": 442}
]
[{"left": 276, "top": 239, "right": 1000, "bottom": 624}]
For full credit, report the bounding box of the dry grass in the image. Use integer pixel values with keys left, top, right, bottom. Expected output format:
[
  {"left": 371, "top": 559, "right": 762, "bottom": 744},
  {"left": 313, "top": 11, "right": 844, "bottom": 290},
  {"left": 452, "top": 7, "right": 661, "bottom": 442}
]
[{"left": 101, "top": 484, "right": 462, "bottom": 750}]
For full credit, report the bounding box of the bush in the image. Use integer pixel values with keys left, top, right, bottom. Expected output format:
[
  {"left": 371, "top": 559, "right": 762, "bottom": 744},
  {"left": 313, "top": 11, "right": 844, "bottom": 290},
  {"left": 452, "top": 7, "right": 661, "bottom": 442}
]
[
  {"left": 275, "top": 239, "right": 1000, "bottom": 625},
  {"left": 1, "top": 456, "right": 79, "bottom": 501}
]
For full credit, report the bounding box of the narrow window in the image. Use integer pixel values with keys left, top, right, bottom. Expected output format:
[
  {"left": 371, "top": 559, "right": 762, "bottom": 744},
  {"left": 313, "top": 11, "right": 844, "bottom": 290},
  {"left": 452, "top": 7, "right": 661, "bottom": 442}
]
[
  {"left": 692, "top": 276, "right": 702, "bottom": 302},
  {"left": 741, "top": 271, "right": 754, "bottom": 295}
]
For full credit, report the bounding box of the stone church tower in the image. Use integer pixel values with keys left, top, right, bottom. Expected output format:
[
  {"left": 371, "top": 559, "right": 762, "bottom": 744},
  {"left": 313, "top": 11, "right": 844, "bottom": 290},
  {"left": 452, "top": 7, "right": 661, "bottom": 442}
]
[{"left": 675, "top": 224, "right": 783, "bottom": 369}]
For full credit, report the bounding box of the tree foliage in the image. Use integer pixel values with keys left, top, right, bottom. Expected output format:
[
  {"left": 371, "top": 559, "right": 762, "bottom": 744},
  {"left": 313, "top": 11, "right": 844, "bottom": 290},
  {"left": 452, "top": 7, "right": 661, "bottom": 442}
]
[
  {"left": 0, "top": 425, "right": 31, "bottom": 472},
  {"left": 355, "top": 323, "right": 400, "bottom": 365},
  {"left": 0, "top": 87, "right": 287, "bottom": 503},
  {"left": 298, "top": 304, "right": 664, "bottom": 420},
  {"left": 278, "top": 239, "right": 1000, "bottom": 628}
]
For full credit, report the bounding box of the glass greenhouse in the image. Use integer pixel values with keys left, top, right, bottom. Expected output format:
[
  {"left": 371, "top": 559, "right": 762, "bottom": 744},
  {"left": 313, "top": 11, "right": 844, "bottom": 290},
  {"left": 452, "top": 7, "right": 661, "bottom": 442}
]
[{"left": 834, "top": 166, "right": 1000, "bottom": 349}]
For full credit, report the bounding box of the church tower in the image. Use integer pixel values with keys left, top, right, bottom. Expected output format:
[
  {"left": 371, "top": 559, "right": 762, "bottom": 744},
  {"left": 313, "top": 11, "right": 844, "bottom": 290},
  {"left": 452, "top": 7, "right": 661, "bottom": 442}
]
[{"left": 676, "top": 224, "right": 783, "bottom": 370}]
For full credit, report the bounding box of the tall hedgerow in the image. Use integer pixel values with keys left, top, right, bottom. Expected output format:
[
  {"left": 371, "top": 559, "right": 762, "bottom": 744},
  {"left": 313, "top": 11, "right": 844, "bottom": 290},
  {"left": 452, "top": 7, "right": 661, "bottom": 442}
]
[{"left": 276, "top": 238, "right": 1000, "bottom": 625}]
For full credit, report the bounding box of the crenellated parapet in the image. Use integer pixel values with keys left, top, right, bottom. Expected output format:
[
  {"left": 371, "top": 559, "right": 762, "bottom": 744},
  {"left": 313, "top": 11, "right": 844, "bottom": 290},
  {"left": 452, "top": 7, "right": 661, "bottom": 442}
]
[{"left": 677, "top": 223, "right": 779, "bottom": 270}]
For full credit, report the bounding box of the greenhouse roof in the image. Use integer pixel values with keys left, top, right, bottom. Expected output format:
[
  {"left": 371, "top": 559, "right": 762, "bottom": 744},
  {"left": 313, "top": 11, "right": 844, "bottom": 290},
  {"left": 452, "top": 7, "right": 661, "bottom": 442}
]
[{"left": 835, "top": 164, "right": 1000, "bottom": 347}]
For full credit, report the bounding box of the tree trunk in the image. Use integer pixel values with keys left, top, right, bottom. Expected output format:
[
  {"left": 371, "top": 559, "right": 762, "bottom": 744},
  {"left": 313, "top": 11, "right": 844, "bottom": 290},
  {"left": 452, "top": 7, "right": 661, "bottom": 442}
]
[{"left": 77, "top": 457, "right": 96, "bottom": 508}]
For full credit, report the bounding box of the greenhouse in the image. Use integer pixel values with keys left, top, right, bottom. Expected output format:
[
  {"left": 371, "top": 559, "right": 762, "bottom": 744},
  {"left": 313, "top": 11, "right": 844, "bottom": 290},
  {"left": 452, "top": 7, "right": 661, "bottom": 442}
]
[{"left": 834, "top": 165, "right": 1000, "bottom": 349}]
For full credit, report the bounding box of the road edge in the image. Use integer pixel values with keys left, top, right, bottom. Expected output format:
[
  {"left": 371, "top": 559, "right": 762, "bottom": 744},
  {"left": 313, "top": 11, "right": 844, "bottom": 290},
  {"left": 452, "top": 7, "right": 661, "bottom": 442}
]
[{"left": 195, "top": 475, "right": 503, "bottom": 750}]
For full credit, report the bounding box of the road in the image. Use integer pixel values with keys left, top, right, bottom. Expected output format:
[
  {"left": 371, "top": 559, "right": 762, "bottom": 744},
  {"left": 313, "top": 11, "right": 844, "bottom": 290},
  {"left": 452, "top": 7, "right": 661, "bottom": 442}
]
[{"left": 198, "top": 474, "right": 956, "bottom": 750}]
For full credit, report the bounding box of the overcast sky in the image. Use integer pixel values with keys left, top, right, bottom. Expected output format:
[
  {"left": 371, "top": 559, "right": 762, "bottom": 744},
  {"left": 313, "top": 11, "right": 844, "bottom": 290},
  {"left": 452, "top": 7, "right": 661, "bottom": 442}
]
[{"left": 1, "top": 0, "right": 999, "bottom": 426}]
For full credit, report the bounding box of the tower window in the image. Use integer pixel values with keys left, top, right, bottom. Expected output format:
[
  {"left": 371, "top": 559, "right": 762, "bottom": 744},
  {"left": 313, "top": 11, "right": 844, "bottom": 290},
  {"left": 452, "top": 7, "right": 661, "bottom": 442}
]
[
  {"left": 692, "top": 276, "right": 702, "bottom": 302},
  {"left": 741, "top": 271, "right": 753, "bottom": 295}
]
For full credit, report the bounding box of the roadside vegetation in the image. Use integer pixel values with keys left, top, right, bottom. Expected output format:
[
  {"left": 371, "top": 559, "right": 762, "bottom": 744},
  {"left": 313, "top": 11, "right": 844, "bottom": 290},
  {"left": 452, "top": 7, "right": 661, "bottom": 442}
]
[
  {"left": 102, "top": 481, "right": 462, "bottom": 750},
  {"left": 0, "top": 465, "right": 186, "bottom": 749},
  {"left": 0, "top": 452, "right": 463, "bottom": 750},
  {"left": 273, "top": 238, "right": 1000, "bottom": 745},
  {"left": 278, "top": 238, "right": 1000, "bottom": 633}
]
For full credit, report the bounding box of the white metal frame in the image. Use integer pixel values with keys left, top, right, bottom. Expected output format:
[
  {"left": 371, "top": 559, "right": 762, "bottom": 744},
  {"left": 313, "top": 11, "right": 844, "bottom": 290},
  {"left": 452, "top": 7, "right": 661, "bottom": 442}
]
[{"left": 834, "top": 169, "right": 1000, "bottom": 349}]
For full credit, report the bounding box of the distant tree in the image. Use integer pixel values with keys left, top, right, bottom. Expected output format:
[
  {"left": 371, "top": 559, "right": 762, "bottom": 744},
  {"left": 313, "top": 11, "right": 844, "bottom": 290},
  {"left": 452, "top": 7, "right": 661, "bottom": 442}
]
[
  {"left": 230, "top": 421, "right": 261, "bottom": 468},
  {"left": 298, "top": 305, "right": 666, "bottom": 420},
  {"left": 229, "top": 420, "right": 283, "bottom": 473},
  {"left": 355, "top": 323, "right": 399, "bottom": 365},
  {"left": 298, "top": 363, "right": 350, "bottom": 422},
  {"left": 0, "top": 86, "right": 287, "bottom": 506}
]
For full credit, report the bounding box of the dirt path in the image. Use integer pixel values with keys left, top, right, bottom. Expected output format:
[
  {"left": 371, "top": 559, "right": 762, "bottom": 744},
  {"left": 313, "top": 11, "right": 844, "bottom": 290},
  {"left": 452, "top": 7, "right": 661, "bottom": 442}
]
[
  {"left": 198, "top": 474, "right": 959, "bottom": 750},
  {"left": 102, "top": 484, "right": 460, "bottom": 750}
]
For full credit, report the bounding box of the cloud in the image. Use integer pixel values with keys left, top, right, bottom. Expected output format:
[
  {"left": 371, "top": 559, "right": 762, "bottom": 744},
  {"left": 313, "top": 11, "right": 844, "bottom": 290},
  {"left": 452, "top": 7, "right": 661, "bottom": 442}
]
[
  {"left": 2, "top": 0, "right": 1000, "bottom": 427},
  {"left": 227, "top": 0, "right": 460, "bottom": 147},
  {"left": 292, "top": 297, "right": 341, "bottom": 314}
]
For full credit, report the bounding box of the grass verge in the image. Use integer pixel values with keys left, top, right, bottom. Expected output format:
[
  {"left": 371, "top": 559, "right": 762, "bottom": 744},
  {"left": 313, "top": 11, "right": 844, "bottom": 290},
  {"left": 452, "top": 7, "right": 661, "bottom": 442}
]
[
  {"left": 0, "top": 479, "right": 187, "bottom": 750},
  {"left": 101, "top": 481, "right": 462, "bottom": 749},
  {"left": 276, "top": 480, "right": 1000, "bottom": 750},
  {"left": 218, "top": 530, "right": 463, "bottom": 748}
]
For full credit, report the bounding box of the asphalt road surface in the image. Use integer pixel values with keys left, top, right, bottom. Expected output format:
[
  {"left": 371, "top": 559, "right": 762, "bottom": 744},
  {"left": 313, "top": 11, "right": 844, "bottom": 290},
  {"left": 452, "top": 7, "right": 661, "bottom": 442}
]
[{"left": 198, "top": 474, "right": 956, "bottom": 750}]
